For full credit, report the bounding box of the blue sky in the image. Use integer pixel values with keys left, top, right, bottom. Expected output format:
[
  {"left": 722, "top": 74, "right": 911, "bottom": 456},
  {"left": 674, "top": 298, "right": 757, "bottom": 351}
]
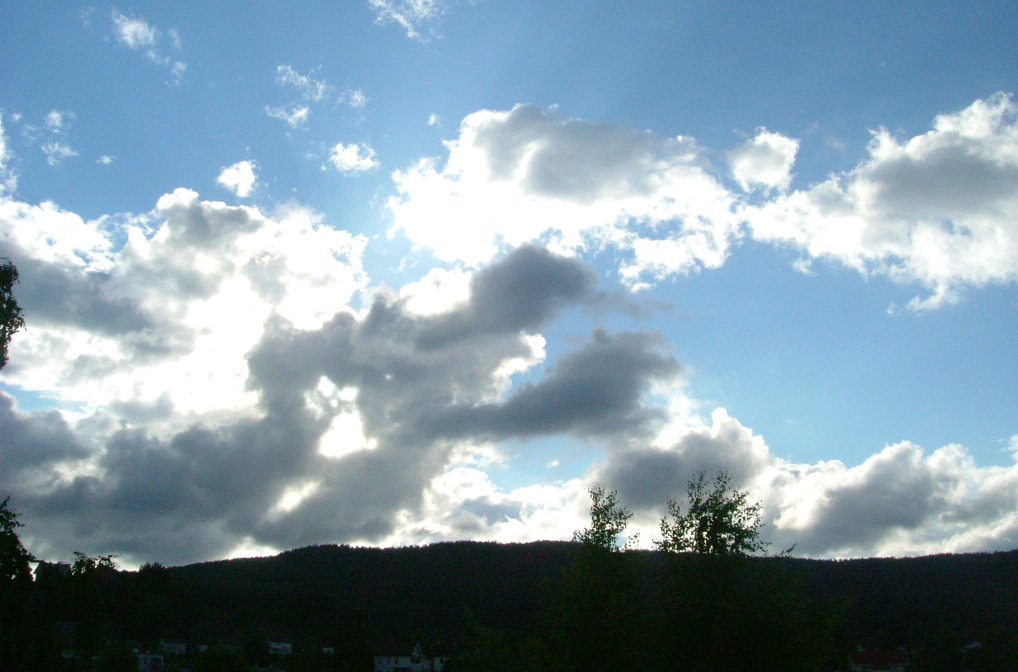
[{"left": 2, "top": 1, "right": 1017, "bottom": 567}]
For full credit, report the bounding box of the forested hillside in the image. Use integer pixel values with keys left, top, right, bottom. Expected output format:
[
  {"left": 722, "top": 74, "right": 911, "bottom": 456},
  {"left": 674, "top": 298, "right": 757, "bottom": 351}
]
[{"left": 14, "top": 542, "right": 1018, "bottom": 670}]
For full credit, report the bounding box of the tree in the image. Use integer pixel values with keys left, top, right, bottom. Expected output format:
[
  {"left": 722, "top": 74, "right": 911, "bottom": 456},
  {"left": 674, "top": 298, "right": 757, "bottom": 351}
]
[
  {"left": 1, "top": 497, "right": 36, "bottom": 672},
  {"left": 1, "top": 258, "right": 25, "bottom": 370},
  {"left": 657, "top": 470, "right": 767, "bottom": 556},
  {"left": 572, "top": 485, "right": 637, "bottom": 552},
  {"left": 0, "top": 496, "right": 35, "bottom": 584},
  {"left": 551, "top": 485, "right": 650, "bottom": 672},
  {"left": 71, "top": 551, "right": 119, "bottom": 576}
]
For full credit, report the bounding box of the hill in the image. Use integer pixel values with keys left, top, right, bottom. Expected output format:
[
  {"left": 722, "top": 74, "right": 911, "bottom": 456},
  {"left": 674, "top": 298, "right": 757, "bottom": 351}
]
[{"left": 24, "top": 542, "right": 1018, "bottom": 670}]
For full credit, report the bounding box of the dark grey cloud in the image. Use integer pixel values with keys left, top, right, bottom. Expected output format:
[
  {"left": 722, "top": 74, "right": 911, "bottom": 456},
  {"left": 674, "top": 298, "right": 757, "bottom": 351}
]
[
  {"left": 430, "top": 330, "right": 678, "bottom": 440},
  {"left": 11, "top": 257, "right": 152, "bottom": 335},
  {"left": 417, "top": 243, "right": 600, "bottom": 347},
  {"left": 791, "top": 444, "right": 941, "bottom": 555},
  {"left": 4, "top": 244, "right": 682, "bottom": 564},
  {"left": 599, "top": 410, "right": 769, "bottom": 511},
  {"left": 0, "top": 392, "right": 90, "bottom": 480}
]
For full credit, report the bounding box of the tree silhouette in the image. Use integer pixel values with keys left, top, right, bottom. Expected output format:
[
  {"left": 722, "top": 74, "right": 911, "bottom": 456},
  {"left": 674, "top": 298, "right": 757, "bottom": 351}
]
[
  {"left": 0, "top": 258, "right": 25, "bottom": 370},
  {"left": 571, "top": 485, "right": 637, "bottom": 551},
  {"left": 657, "top": 469, "right": 766, "bottom": 556},
  {"left": 0, "top": 496, "right": 35, "bottom": 584},
  {"left": 0, "top": 497, "right": 36, "bottom": 671}
]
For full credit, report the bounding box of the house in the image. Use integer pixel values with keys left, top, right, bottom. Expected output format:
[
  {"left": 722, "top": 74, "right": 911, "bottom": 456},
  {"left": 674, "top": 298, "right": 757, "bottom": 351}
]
[
  {"left": 849, "top": 648, "right": 909, "bottom": 672},
  {"left": 138, "top": 652, "right": 164, "bottom": 672},
  {"left": 268, "top": 641, "right": 293, "bottom": 655},
  {"left": 374, "top": 642, "right": 445, "bottom": 672},
  {"left": 158, "top": 639, "right": 187, "bottom": 655}
]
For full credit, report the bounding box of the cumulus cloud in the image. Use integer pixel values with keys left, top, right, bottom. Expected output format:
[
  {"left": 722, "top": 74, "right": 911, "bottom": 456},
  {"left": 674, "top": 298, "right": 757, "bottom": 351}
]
[
  {"left": 217, "top": 160, "right": 258, "bottom": 198},
  {"left": 0, "top": 189, "right": 367, "bottom": 413},
  {"left": 390, "top": 96, "right": 1018, "bottom": 306},
  {"left": 387, "top": 104, "right": 740, "bottom": 286},
  {"left": 4, "top": 94, "right": 1018, "bottom": 567},
  {"left": 746, "top": 92, "right": 1018, "bottom": 309},
  {"left": 1, "top": 192, "right": 680, "bottom": 564},
  {"left": 595, "top": 405, "right": 1018, "bottom": 558},
  {"left": 110, "top": 10, "right": 186, "bottom": 84},
  {"left": 329, "top": 142, "right": 379, "bottom": 173},
  {"left": 729, "top": 128, "right": 799, "bottom": 192}
]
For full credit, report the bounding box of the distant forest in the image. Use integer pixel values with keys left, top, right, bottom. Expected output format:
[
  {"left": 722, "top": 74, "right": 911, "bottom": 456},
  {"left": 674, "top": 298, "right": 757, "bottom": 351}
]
[{"left": 6, "top": 541, "right": 1018, "bottom": 671}]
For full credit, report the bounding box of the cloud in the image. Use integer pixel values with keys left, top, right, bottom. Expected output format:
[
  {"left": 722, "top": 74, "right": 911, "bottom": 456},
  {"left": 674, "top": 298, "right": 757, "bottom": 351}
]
[
  {"left": 746, "top": 92, "right": 1018, "bottom": 309},
  {"left": 595, "top": 405, "right": 1018, "bottom": 558},
  {"left": 387, "top": 104, "right": 740, "bottom": 286},
  {"left": 44, "top": 110, "right": 74, "bottom": 133},
  {"left": 110, "top": 10, "right": 186, "bottom": 84},
  {"left": 5, "top": 95, "right": 1018, "bottom": 566},
  {"left": 267, "top": 66, "right": 365, "bottom": 129},
  {"left": 729, "top": 128, "right": 799, "bottom": 192},
  {"left": 329, "top": 142, "right": 379, "bottom": 173},
  {"left": 6, "top": 191, "right": 674, "bottom": 564},
  {"left": 36, "top": 110, "right": 78, "bottom": 166},
  {"left": 390, "top": 96, "right": 1018, "bottom": 305},
  {"left": 266, "top": 105, "right": 310, "bottom": 129},
  {"left": 217, "top": 160, "right": 258, "bottom": 198},
  {"left": 112, "top": 11, "right": 158, "bottom": 49},
  {"left": 275, "top": 65, "right": 332, "bottom": 103},
  {"left": 0, "top": 189, "right": 367, "bottom": 412},
  {"left": 369, "top": 0, "right": 447, "bottom": 40},
  {"left": 342, "top": 88, "right": 368, "bottom": 109},
  {"left": 42, "top": 142, "right": 77, "bottom": 167},
  {"left": 0, "top": 117, "right": 18, "bottom": 194}
]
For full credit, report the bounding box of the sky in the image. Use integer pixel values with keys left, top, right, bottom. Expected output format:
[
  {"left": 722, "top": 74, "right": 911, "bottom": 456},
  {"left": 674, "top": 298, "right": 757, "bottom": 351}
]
[{"left": 1, "top": 1, "right": 1017, "bottom": 568}]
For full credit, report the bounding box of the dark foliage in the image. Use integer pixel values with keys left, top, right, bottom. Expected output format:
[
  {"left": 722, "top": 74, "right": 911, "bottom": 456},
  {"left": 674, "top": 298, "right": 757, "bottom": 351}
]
[
  {"left": 8, "top": 539, "right": 1018, "bottom": 670},
  {"left": 0, "top": 258, "right": 25, "bottom": 370}
]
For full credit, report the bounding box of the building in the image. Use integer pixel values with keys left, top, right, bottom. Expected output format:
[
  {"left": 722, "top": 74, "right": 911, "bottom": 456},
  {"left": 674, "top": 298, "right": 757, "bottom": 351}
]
[
  {"left": 849, "top": 648, "right": 909, "bottom": 672},
  {"left": 158, "top": 639, "right": 187, "bottom": 655},
  {"left": 269, "top": 641, "right": 293, "bottom": 655},
  {"left": 138, "top": 652, "right": 164, "bottom": 672},
  {"left": 374, "top": 642, "right": 445, "bottom": 672}
]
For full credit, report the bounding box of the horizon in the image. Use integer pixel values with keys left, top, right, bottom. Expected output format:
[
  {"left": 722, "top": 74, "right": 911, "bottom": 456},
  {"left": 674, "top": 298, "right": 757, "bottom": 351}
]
[{"left": 2, "top": 1, "right": 1017, "bottom": 569}]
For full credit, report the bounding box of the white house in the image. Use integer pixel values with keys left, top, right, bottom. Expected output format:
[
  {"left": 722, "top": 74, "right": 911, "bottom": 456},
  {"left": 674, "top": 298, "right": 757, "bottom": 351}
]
[
  {"left": 138, "top": 652, "right": 164, "bottom": 672},
  {"left": 374, "top": 642, "right": 445, "bottom": 672},
  {"left": 269, "top": 641, "right": 293, "bottom": 655},
  {"left": 158, "top": 639, "right": 186, "bottom": 655}
]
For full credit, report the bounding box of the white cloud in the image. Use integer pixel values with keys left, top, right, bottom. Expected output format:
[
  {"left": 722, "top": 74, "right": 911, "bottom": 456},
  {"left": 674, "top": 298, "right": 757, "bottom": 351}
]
[
  {"left": 343, "top": 88, "right": 368, "bottom": 109},
  {"left": 0, "top": 117, "right": 16, "bottom": 194},
  {"left": 387, "top": 104, "right": 740, "bottom": 285},
  {"left": 746, "top": 92, "right": 1018, "bottom": 309},
  {"left": 97, "top": 155, "right": 115, "bottom": 165},
  {"left": 111, "top": 11, "right": 158, "bottom": 49},
  {"left": 110, "top": 10, "right": 186, "bottom": 84},
  {"left": 369, "top": 0, "right": 446, "bottom": 40},
  {"left": 729, "top": 128, "right": 799, "bottom": 192},
  {"left": 596, "top": 398, "right": 1018, "bottom": 558},
  {"left": 44, "top": 109, "right": 74, "bottom": 133},
  {"left": 329, "top": 142, "right": 380, "bottom": 173},
  {"left": 276, "top": 65, "right": 332, "bottom": 103},
  {"left": 268, "top": 66, "right": 363, "bottom": 127},
  {"left": 217, "top": 160, "right": 258, "bottom": 198},
  {"left": 266, "top": 105, "right": 311, "bottom": 129},
  {"left": 0, "top": 188, "right": 368, "bottom": 414},
  {"left": 42, "top": 141, "right": 77, "bottom": 166},
  {"left": 428, "top": 113, "right": 441, "bottom": 127}
]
